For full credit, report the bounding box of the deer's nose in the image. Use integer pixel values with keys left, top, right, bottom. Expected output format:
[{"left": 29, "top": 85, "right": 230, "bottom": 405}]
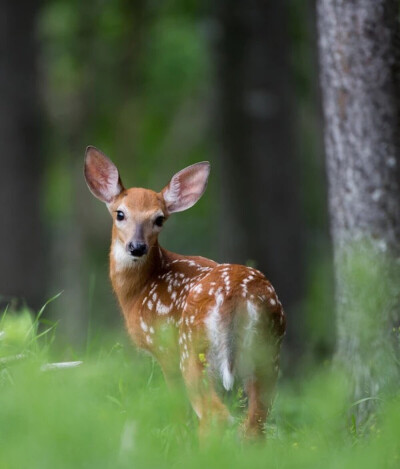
[{"left": 127, "top": 242, "right": 148, "bottom": 257}]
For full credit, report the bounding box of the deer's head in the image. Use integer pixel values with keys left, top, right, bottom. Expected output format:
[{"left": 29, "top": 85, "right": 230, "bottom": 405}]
[{"left": 84, "top": 146, "right": 210, "bottom": 264}]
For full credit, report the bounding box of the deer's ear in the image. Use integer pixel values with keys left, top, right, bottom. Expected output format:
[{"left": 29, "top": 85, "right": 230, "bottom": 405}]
[
  {"left": 162, "top": 162, "right": 210, "bottom": 214},
  {"left": 84, "top": 146, "right": 124, "bottom": 203}
]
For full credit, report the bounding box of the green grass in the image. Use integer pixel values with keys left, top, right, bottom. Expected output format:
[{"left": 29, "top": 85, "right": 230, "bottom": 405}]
[{"left": 0, "top": 307, "right": 399, "bottom": 469}]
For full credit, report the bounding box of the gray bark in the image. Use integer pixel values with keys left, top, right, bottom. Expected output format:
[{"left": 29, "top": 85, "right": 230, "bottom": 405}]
[
  {"left": 214, "top": 0, "right": 304, "bottom": 355},
  {"left": 0, "top": 0, "right": 45, "bottom": 310},
  {"left": 317, "top": 0, "right": 400, "bottom": 418}
]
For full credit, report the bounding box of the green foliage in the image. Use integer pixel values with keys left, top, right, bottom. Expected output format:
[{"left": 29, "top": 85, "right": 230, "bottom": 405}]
[
  {"left": 37, "top": 0, "right": 216, "bottom": 335},
  {"left": 1, "top": 305, "right": 400, "bottom": 468},
  {"left": 334, "top": 239, "right": 400, "bottom": 420}
]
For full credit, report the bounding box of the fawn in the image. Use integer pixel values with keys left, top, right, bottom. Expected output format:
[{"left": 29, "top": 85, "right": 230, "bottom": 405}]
[{"left": 84, "top": 146, "right": 286, "bottom": 437}]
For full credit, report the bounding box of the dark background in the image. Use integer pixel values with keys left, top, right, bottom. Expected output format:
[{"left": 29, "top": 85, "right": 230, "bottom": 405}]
[{"left": 0, "top": 0, "right": 333, "bottom": 368}]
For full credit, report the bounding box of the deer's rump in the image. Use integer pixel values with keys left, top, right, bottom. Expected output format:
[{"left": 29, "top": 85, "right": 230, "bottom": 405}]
[{"left": 182, "top": 264, "right": 286, "bottom": 391}]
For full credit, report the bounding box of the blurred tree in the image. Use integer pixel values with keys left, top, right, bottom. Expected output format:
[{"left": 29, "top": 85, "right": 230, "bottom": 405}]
[
  {"left": 214, "top": 0, "right": 304, "bottom": 353},
  {"left": 40, "top": 0, "right": 149, "bottom": 344},
  {"left": 0, "top": 0, "right": 45, "bottom": 310},
  {"left": 317, "top": 0, "right": 400, "bottom": 419},
  {"left": 39, "top": 0, "right": 212, "bottom": 344}
]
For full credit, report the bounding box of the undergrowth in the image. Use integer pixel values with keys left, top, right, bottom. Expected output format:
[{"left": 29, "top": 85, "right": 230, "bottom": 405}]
[{"left": 0, "top": 302, "right": 399, "bottom": 469}]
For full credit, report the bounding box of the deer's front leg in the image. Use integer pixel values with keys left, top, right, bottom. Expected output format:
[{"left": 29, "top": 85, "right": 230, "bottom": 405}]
[{"left": 153, "top": 339, "right": 182, "bottom": 391}]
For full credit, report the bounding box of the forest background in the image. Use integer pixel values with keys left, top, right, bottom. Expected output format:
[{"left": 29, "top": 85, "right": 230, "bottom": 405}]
[
  {"left": 1, "top": 1, "right": 400, "bottom": 467},
  {"left": 1, "top": 0, "right": 328, "bottom": 364}
]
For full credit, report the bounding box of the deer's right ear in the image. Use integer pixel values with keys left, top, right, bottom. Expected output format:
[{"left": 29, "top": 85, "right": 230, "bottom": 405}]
[
  {"left": 161, "top": 162, "right": 210, "bottom": 214},
  {"left": 84, "top": 146, "right": 124, "bottom": 203}
]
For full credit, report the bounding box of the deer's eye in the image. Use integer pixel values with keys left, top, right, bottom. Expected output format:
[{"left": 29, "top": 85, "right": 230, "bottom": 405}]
[
  {"left": 116, "top": 211, "right": 125, "bottom": 221},
  {"left": 154, "top": 216, "right": 165, "bottom": 227}
]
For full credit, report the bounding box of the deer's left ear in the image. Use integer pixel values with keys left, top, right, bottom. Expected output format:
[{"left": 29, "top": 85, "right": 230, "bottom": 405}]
[{"left": 162, "top": 162, "right": 210, "bottom": 214}]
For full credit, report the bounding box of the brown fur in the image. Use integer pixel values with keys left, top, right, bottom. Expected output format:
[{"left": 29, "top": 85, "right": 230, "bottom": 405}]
[{"left": 84, "top": 148, "right": 286, "bottom": 438}]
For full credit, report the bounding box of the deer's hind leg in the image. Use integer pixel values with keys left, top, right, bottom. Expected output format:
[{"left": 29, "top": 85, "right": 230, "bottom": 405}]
[
  {"left": 239, "top": 304, "right": 283, "bottom": 438},
  {"left": 242, "top": 372, "right": 277, "bottom": 438}
]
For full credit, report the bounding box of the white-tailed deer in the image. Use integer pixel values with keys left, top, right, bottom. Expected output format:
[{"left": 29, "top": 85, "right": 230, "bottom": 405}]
[{"left": 84, "top": 146, "right": 286, "bottom": 438}]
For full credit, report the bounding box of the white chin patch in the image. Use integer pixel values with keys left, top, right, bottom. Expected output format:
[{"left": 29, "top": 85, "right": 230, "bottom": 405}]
[{"left": 112, "top": 241, "right": 140, "bottom": 271}]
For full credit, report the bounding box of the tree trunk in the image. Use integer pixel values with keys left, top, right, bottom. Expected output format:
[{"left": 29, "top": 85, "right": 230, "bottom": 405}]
[
  {"left": 214, "top": 0, "right": 304, "bottom": 355},
  {"left": 0, "top": 0, "right": 45, "bottom": 310},
  {"left": 317, "top": 0, "right": 400, "bottom": 419}
]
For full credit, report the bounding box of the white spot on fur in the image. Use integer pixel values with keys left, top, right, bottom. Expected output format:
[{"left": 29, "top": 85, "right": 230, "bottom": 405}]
[
  {"left": 156, "top": 300, "right": 172, "bottom": 315},
  {"left": 204, "top": 293, "right": 234, "bottom": 391},
  {"left": 247, "top": 301, "right": 258, "bottom": 322},
  {"left": 140, "top": 318, "right": 148, "bottom": 332}
]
